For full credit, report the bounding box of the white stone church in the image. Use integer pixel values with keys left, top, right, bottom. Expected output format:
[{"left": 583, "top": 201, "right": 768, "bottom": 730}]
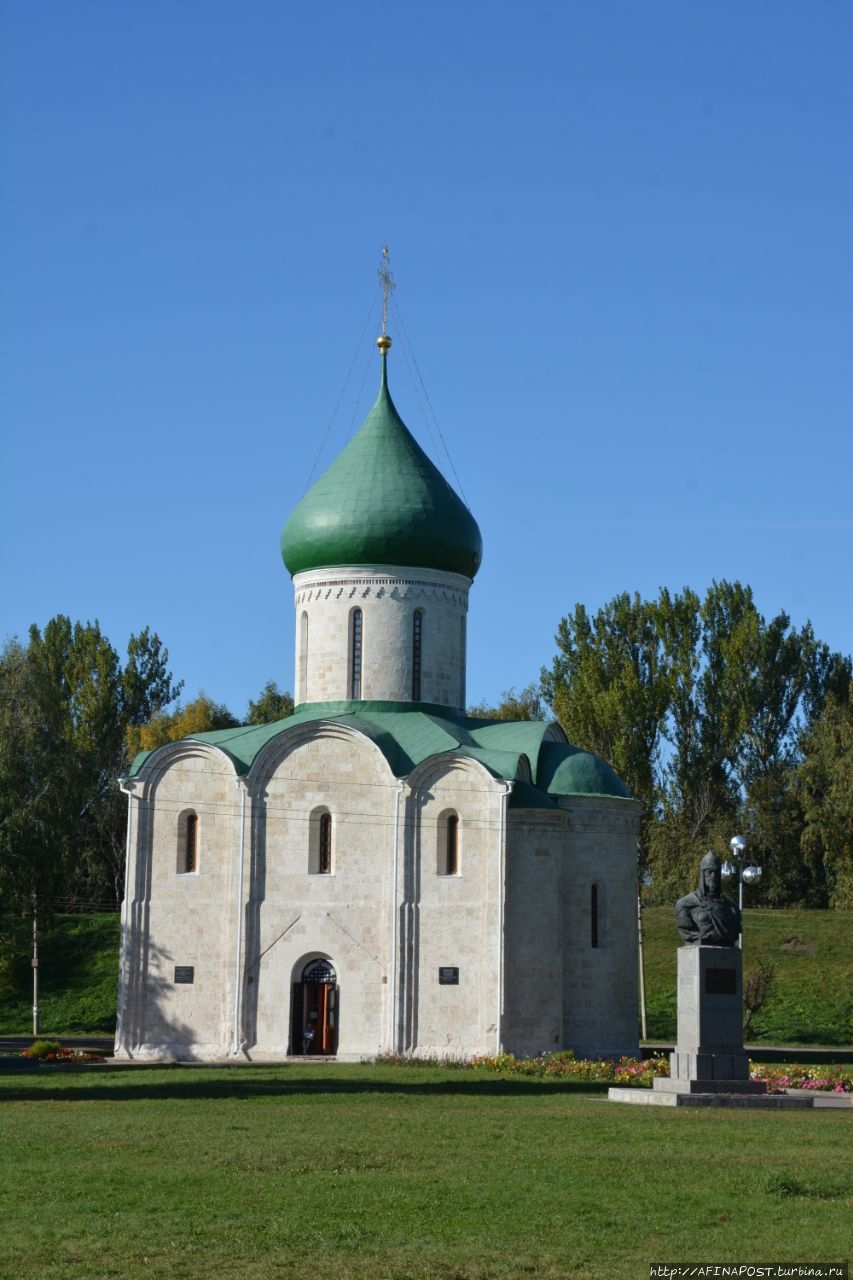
[{"left": 115, "top": 330, "right": 641, "bottom": 1063}]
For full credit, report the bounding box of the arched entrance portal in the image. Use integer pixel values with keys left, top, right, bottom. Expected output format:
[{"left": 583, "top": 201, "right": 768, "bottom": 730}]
[{"left": 291, "top": 958, "right": 338, "bottom": 1055}]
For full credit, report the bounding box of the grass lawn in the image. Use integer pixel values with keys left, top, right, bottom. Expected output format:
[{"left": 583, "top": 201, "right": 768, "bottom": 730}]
[{"left": 0, "top": 1062, "right": 850, "bottom": 1280}]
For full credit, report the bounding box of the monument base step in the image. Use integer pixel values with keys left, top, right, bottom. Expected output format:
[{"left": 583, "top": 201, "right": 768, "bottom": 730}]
[
  {"left": 608, "top": 1087, "right": 814, "bottom": 1109},
  {"left": 655, "top": 1076, "right": 767, "bottom": 1095},
  {"left": 670, "top": 1050, "right": 751, "bottom": 1081},
  {"left": 783, "top": 1089, "right": 851, "bottom": 1109}
]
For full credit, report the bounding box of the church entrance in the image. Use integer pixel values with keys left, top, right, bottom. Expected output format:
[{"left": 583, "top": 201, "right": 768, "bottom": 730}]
[{"left": 291, "top": 959, "right": 337, "bottom": 1055}]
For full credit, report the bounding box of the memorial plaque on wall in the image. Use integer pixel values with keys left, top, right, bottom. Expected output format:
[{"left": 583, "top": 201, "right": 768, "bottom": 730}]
[
  {"left": 438, "top": 967, "right": 459, "bottom": 985},
  {"left": 174, "top": 966, "right": 195, "bottom": 985},
  {"left": 705, "top": 968, "right": 736, "bottom": 995}
]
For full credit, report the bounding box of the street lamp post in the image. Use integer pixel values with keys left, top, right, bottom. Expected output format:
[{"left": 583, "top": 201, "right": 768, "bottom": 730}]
[
  {"left": 32, "top": 893, "right": 39, "bottom": 1037},
  {"left": 722, "top": 834, "right": 762, "bottom": 950}
]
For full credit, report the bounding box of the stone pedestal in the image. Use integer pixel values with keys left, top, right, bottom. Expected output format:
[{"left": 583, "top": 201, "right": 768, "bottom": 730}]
[
  {"left": 655, "top": 945, "right": 765, "bottom": 1096},
  {"left": 610, "top": 944, "right": 813, "bottom": 1108}
]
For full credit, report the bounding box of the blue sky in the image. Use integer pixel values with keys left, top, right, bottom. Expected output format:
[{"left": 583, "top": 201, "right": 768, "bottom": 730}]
[{"left": 2, "top": 1, "right": 851, "bottom": 717}]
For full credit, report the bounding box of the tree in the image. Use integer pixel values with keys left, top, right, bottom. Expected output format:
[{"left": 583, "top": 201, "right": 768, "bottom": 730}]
[
  {"left": 127, "top": 693, "right": 239, "bottom": 756},
  {"left": 0, "top": 639, "right": 43, "bottom": 911},
  {"left": 467, "top": 684, "right": 545, "bottom": 722},
  {"left": 246, "top": 681, "right": 294, "bottom": 725},
  {"left": 542, "top": 593, "right": 669, "bottom": 814},
  {"left": 798, "top": 686, "right": 853, "bottom": 907},
  {"left": 0, "top": 618, "right": 182, "bottom": 912},
  {"left": 541, "top": 583, "right": 851, "bottom": 906}
]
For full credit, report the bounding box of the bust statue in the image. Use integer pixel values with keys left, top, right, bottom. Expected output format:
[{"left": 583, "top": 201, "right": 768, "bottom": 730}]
[{"left": 675, "top": 852, "right": 741, "bottom": 946}]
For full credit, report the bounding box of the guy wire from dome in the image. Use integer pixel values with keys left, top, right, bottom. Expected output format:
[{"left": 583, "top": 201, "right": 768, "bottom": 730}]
[
  {"left": 300, "top": 247, "right": 469, "bottom": 501},
  {"left": 300, "top": 289, "right": 379, "bottom": 495},
  {"left": 375, "top": 244, "right": 468, "bottom": 502},
  {"left": 389, "top": 293, "right": 470, "bottom": 505}
]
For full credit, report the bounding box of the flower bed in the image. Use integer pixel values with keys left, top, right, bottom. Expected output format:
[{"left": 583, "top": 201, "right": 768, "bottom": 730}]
[
  {"left": 470, "top": 1051, "right": 670, "bottom": 1087},
  {"left": 469, "top": 1051, "right": 852, "bottom": 1093},
  {"left": 21, "top": 1041, "right": 107, "bottom": 1064},
  {"left": 750, "top": 1064, "right": 852, "bottom": 1093}
]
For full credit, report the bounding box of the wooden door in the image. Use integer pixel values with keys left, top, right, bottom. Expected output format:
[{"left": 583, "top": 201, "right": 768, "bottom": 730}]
[{"left": 299, "top": 981, "right": 337, "bottom": 1055}]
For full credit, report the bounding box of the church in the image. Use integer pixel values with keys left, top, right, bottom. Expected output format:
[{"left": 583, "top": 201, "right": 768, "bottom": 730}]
[{"left": 115, "top": 315, "right": 642, "bottom": 1063}]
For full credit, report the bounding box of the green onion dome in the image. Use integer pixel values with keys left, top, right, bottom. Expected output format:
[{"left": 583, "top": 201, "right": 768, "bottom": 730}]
[{"left": 281, "top": 355, "right": 482, "bottom": 579}]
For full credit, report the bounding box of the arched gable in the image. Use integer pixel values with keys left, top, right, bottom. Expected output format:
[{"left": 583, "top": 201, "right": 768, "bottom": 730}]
[
  {"left": 247, "top": 718, "right": 398, "bottom": 794},
  {"left": 406, "top": 750, "right": 510, "bottom": 796},
  {"left": 126, "top": 741, "right": 241, "bottom": 888},
  {"left": 131, "top": 738, "right": 240, "bottom": 803}
]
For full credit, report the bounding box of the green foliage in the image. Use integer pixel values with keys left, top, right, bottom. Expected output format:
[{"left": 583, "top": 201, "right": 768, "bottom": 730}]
[
  {"left": 127, "top": 691, "right": 239, "bottom": 756},
  {"left": 0, "top": 619, "right": 181, "bottom": 915},
  {"left": 542, "top": 582, "right": 852, "bottom": 905},
  {"left": 0, "top": 913, "right": 31, "bottom": 1002},
  {"left": 798, "top": 684, "right": 853, "bottom": 907},
  {"left": 25, "top": 1039, "right": 62, "bottom": 1059},
  {"left": 245, "top": 680, "right": 294, "bottom": 725},
  {"left": 542, "top": 592, "right": 667, "bottom": 814},
  {"left": 467, "top": 683, "right": 545, "bottom": 721},
  {"left": 0, "top": 1062, "right": 850, "bottom": 1279}
]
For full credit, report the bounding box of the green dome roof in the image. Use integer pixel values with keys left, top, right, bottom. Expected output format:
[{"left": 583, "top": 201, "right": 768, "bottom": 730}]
[
  {"left": 281, "top": 356, "right": 482, "bottom": 579},
  {"left": 536, "top": 741, "right": 631, "bottom": 799}
]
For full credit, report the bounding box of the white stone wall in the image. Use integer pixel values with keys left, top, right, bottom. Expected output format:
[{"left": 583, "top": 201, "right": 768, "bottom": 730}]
[
  {"left": 401, "top": 757, "right": 508, "bottom": 1058},
  {"left": 503, "top": 796, "right": 642, "bottom": 1059},
  {"left": 292, "top": 565, "right": 471, "bottom": 707},
  {"left": 503, "top": 810, "right": 569, "bottom": 1056},
  {"left": 558, "top": 796, "right": 642, "bottom": 1057},
  {"left": 115, "top": 745, "right": 241, "bottom": 1061},
  {"left": 242, "top": 724, "right": 399, "bottom": 1059}
]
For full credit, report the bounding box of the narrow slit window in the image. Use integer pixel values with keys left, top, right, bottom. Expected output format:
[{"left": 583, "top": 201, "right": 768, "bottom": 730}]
[
  {"left": 350, "top": 608, "right": 363, "bottom": 700},
  {"left": 445, "top": 815, "right": 459, "bottom": 876},
  {"left": 319, "top": 813, "right": 332, "bottom": 874},
  {"left": 591, "top": 883, "right": 599, "bottom": 948},
  {"left": 459, "top": 615, "right": 467, "bottom": 706},
  {"left": 299, "top": 611, "right": 309, "bottom": 703},
  {"left": 412, "top": 609, "right": 423, "bottom": 702},
  {"left": 184, "top": 813, "right": 198, "bottom": 874}
]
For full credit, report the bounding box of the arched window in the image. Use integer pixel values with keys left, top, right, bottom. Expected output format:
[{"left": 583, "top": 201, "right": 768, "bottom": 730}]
[
  {"left": 437, "top": 812, "right": 460, "bottom": 876},
  {"left": 302, "top": 958, "right": 336, "bottom": 983},
  {"left": 299, "top": 611, "right": 308, "bottom": 703},
  {"left": 412, "top": 609, "right": 423, "bottom": 702},
  {"left": 319, "top": 813, "right": 332, "bottom": 874},
  {"left": 349, "top": 608, "right": 363, "bottom": 700},
  {"left": 591, "top": 883, "right": 600, "bottom": 948},
  {"left": 309, "top": 808, "right": 333, "bottom": 874},
  {"left": 178, "top": 811, "right": 198, "bottom": 874}
]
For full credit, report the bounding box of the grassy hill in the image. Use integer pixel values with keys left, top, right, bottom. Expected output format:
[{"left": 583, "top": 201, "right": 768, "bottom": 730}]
[
  {"left": 0, "top": 913, "right": 120, "bottom": 1035},
  {"left": 642, "top": 905, "right": 852, "bottom": 1045},
  {"left": 0, "top": 908, "right": 850, "bottom": 1045}
]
